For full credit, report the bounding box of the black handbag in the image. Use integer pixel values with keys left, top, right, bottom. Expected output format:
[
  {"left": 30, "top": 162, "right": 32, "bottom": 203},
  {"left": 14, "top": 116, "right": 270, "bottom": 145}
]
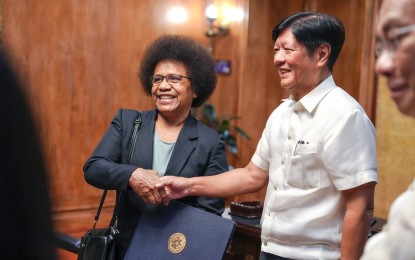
[
  {"left": 77, "top": 190, "right": 119, "bottom": 260},
  {"left": 78, "top": 111, "right": 142, "bottom": 260}
]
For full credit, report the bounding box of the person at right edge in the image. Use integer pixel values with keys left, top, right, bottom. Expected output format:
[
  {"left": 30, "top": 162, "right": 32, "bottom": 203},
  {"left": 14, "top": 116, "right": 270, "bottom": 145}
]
[
  {"left": 360, "top": 0, "right": 415, "bottom": 259},
  {"left": 157, "top": 12, "right": 378, "bottom": 260}
]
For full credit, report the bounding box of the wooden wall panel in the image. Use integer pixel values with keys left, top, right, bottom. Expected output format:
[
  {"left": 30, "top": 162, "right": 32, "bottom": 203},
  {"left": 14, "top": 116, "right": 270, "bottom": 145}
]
[
  {"left": 200, "top": 0, "right": 249, "bottom": 169},
  {"left": 304, "top": 0, "right": 378, "bottom": 121},
  {"left": 1, "top": 0, "right": 377, "bottom": 239}
]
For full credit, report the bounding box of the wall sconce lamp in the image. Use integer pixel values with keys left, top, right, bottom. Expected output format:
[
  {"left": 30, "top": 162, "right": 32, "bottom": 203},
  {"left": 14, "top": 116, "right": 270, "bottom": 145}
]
[{"left": 205, "top": 4, "right": 230, "bottom": 54}]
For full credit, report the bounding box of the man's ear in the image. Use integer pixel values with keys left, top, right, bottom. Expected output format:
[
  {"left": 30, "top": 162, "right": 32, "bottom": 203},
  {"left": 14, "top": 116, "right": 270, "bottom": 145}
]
[{"left": 316, "top": 43, "right": 331, "bottom": 68}]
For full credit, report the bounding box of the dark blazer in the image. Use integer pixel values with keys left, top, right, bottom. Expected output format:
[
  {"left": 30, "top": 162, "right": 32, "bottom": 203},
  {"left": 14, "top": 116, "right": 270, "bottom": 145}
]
[{"left": 84, "top": 109, "right": 228, "bottom": 259}]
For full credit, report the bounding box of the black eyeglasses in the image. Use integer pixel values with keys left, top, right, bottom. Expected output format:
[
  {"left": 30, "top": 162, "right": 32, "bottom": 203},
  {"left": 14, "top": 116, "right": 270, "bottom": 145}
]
[
  {"left": 150, "top": 74, "right": 192, "bottom": 86},
  {"left": 375, "top": 24, "right": 415, "bottom": 58}
]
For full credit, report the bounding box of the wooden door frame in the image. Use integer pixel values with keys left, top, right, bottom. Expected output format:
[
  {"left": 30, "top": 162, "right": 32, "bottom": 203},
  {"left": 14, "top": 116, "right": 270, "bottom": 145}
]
[{"left": 358, "top": 0, "right": 380, "bottom": 124}]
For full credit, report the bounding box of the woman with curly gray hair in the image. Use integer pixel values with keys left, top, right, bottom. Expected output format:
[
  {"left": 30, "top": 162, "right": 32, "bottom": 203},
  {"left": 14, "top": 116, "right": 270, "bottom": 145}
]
[{"left": 84, "top": 35, "right": 227, "bottom": 259}]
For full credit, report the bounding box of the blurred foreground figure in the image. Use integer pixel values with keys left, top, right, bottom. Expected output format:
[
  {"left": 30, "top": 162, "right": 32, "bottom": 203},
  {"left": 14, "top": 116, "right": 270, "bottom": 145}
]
[
  {"left": 0, "top": 53, "right": 56, "bottom": 259},
  {"left": 361, "top": 0, "right": 415, "bottom": 259}
]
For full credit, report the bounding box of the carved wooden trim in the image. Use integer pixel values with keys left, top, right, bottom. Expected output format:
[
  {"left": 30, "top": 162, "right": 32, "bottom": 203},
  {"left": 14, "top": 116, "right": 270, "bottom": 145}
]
[{"left": 358, "top": 0, "right": 380, "bottom": 124}]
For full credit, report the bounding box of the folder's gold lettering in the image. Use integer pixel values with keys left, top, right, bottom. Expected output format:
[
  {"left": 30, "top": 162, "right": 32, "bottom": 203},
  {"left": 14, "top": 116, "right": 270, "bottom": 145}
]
[{"left": 168, "top": 232, "right": 186, "bottom": 253}]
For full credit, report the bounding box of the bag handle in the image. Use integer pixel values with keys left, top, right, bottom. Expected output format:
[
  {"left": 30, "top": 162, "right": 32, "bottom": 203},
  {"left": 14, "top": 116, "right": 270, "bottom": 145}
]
[{"left": 92, "top": 111, "right": 142, "bottom": 229}]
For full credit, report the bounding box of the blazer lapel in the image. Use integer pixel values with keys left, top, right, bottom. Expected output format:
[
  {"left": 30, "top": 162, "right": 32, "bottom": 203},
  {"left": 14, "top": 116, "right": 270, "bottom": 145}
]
[
  {"left": 165, "top": 115, "right": 198, "bottom": 176},
  {"left": 134, "top": 110, "right": 156, "bottom": 169}
]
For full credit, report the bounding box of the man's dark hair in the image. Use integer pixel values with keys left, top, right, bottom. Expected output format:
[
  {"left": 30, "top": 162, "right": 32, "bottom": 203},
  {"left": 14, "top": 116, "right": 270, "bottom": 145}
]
[
  {"left": 139, "top": 35, "right": 217, "bottom": 107},
  {"left": 272, "top": 12, "right": 345, "bottom": 71}
]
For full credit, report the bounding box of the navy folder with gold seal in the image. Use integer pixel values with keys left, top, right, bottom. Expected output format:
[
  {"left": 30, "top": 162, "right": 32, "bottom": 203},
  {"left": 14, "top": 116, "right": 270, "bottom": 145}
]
[{"left": 124, "top": 200, "right": 235, "bottom": 260}]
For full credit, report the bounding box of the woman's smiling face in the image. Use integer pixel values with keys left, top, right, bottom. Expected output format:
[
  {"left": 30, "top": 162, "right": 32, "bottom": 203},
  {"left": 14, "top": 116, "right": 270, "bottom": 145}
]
[{"left": 151, "top": 60, "right": 196, "bottom": 118}]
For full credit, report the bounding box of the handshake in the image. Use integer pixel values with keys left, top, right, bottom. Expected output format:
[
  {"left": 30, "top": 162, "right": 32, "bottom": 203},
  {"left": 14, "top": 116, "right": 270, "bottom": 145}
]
[
  {"left": 155, "top": 176, "right": 192, "bottom": 205},
  {"left": 128, "top": 167, "right": 195, "bottom": 205}
]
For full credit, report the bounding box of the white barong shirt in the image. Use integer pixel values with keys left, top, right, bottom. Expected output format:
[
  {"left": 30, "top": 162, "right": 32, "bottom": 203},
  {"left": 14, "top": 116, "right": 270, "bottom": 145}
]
[{"left": 252, "top": 76, "right": 378, "bottom": 259}]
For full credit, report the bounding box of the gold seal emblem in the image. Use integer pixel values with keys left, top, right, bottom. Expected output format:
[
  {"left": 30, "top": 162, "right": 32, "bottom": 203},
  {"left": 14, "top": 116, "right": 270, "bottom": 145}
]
[{"left": 168, "top": 232, "right": 186, "bottom": 254}]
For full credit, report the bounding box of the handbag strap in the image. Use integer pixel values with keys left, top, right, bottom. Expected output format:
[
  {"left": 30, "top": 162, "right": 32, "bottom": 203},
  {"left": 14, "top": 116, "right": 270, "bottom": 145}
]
[{"left": 92, "top": 111, "right": 142, "bottom": 229}]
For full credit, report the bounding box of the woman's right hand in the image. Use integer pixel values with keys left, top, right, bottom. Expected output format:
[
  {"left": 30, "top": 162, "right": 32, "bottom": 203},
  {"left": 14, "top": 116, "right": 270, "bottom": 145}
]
[{"left": 129, "top": 168, "right": 168, "bottom": 205}]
